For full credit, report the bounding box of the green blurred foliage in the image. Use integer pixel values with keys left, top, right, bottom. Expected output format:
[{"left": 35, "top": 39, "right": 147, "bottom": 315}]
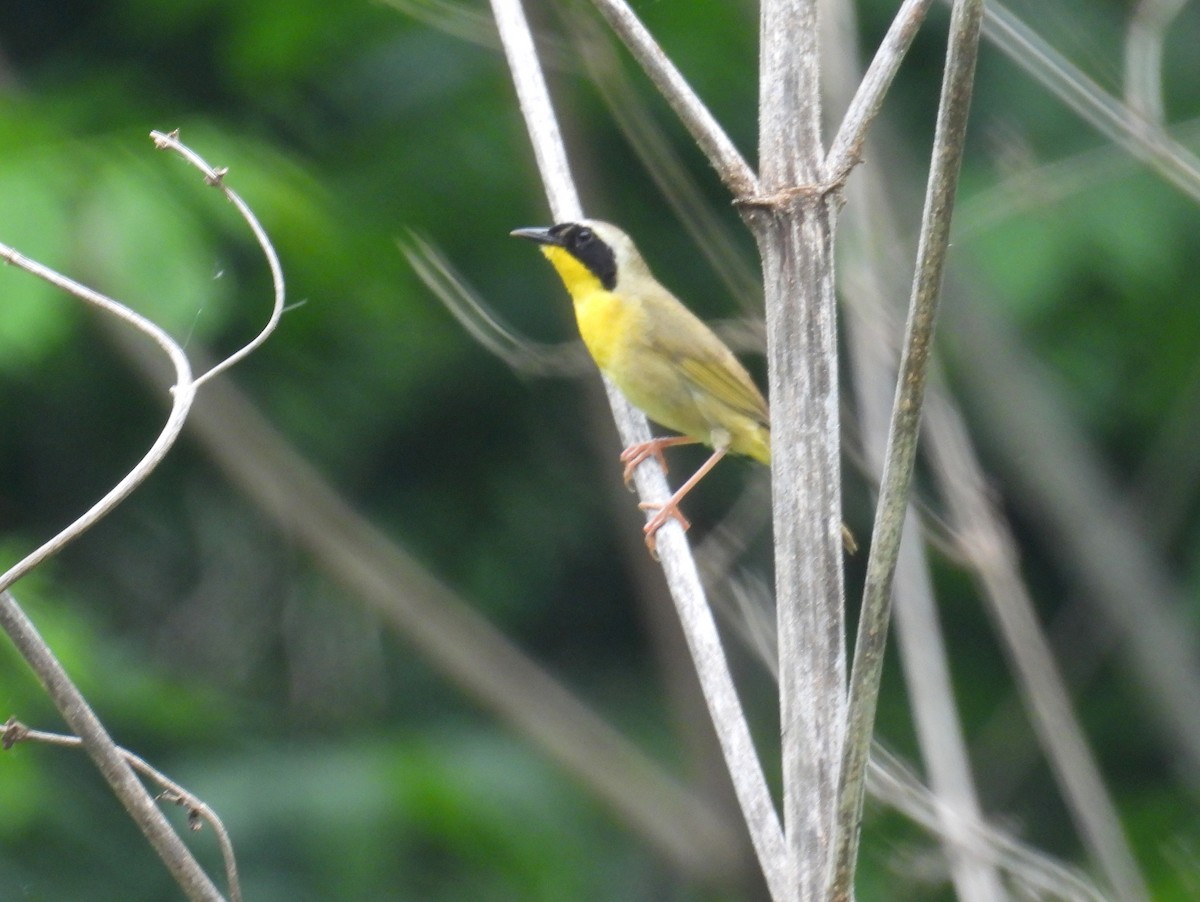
[{"left": 0, "top": 0, "right": 1197, "bottom": 898}]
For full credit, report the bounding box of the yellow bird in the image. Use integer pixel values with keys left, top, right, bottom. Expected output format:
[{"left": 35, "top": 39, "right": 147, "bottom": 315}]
[{"left": 512, "top": 220, "right": 769, "bottom": 552}]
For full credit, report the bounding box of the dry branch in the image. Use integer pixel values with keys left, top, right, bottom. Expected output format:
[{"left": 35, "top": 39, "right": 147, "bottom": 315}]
[
  {"left": 0, "top": 130, "right": 283, "bottom": 902},
  {"left": 150, "top": 129, "right": 286, "bottom": 389},
  {"left": 2, "top": 718, "right": 242, "bottom": 902},
  {"left": 489, "top": 0, "right": 789, "bottom": 896},
  {"left": 0, "top": 591, "right": 225, "bottom": 902},
  {"left": 832, "top": 0, "right": 985, "bottom": 895},
  {"left": 750, "top": 1, "right": 846, "bottom": 897},
  {"left": 827, "top": 0, "right": 1003, "bottom": 893},
  {"left": 585, "top": 0, "right": 758, "bottom": 197},
  {"left": 826, "top": 0, "right": 935, "bottom": 182}
]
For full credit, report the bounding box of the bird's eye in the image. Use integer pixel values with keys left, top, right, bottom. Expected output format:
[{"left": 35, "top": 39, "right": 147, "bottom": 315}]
[{"left": 574, "top": 227, "right": 594, "bottom": 247}]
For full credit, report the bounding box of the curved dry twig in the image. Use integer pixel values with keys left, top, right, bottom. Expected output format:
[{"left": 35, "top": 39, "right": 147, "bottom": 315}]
[
  {"left": 0, "top": 247, "right": 196, "bottom": 593},
  {"left": 1, "top": 129, "right": 284, "bottom": 611},
  {"left": 0, "top": 130, "right": 284, "bottom": 902},
  {"left": 150, "top": 129, "right": 286, "bottom": 389},
  {"left": 2, "top": 718, "right": 242, "bottom": 902},
  {"left": 0, "top": 128, "right": 286, "bottom": 600}
]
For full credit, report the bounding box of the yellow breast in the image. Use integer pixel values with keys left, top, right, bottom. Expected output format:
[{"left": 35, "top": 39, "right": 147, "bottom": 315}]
[{"left": 541, "top": 245, "right": 634, "bottom": 372}]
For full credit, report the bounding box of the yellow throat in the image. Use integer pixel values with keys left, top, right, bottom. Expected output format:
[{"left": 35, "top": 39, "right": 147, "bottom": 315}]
[
  {"left": 540, "top": 245, "right": 602, "bottom": 298},
  {"left": 540, "top": 244, "right": 629, "bottom": 372}
]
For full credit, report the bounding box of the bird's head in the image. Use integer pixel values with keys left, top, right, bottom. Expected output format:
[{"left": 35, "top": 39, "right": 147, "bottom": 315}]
[{"left": 511, "top": 220, "right": 649, "bottom": 298}]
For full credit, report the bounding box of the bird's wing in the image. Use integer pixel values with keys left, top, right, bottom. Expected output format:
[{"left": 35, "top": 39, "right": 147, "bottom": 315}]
[
  {"left": 641, "top": 291, "right": 769, "bottom": 428},
  {"left": 676, "top": 353, "right": 769, "bottom": 426}
]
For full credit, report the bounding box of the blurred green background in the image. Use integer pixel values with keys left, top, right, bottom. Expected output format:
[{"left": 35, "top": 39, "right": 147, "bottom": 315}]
[{"left": 1, "top": 0, "right": 1199, "bottom": 899}]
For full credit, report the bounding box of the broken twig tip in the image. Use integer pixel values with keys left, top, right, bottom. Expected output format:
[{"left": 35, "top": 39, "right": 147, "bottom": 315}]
[
  {"left": 150, "top": 128, "right": 181, "bottom": 150},
  {"left": 1, "top": 717, "right": 28, "bottom": 749}
]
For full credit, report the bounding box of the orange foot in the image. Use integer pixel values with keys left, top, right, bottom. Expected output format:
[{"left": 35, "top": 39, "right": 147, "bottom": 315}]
[
  {"left": 619, "top": 436, "right": 698, "bottom": 486},
  {"left": 632, "top": 445, "right": 728, "bottom": 558},
  {"left": 638, "top": 499, "right": 691, "bottom": 557}
]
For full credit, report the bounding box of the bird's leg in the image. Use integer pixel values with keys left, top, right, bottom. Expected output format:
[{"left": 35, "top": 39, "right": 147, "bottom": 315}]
[
  {"left": 619, "top": 435, "right": 700, "bottom": 486},
  {"left": 639, "top": 446, "right": 728, "bottom": 555}
]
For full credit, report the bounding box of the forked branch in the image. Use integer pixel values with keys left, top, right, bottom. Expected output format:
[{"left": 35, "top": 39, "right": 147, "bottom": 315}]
[
  {"left": 2, "top": 718, "right": 242, "bottom": 902},
  {"left": 0, "top": 130, "right": 284, "bottom": 902}
]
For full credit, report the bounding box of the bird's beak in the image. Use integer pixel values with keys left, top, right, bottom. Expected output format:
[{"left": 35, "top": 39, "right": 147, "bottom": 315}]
[{"left": 510, "top": 226, "right": 560, "bottom": 246}]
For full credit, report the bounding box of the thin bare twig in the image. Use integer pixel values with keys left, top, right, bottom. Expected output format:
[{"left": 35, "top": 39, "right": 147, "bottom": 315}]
[
  {"left": 979, "top": 0, "right": 1200, "bottom": 204},
  {"left": 825, "top": 0, "right": 935, "bottom": 182},
  {"left": 584, "top": 0, "right": 759, "bottom": 198},
  {"left": 490, "top": 0, "right": 580, "bottom": 217},
  {"left": 150, "top": 129, "right": 286, "bottom": 389},
  {"left": 0, "top": 592, "right": 224, "bottom": 901},
  {"left": 489, "top": 0, "right": 787, "bottom": 896},
  {"left": 824, "top": 0, "right": 1003, "bottom": 892},
  {"left": 0, "top": 131, "right": 282, "bottom": 901},
  {"left": 2, "top": 718, "right": 242, "bottom": 902},
  {"left": 867, "top": 747, "right": 1110, "bottom": 902},
  {"left": 0, "top": 252, "right": 195, "bottom": 592},
  {"left": 925, "top": 391, "right": 1149, "bottom": 900},
  {"left": 563, "top": 6, "right": 762, "bottom": 309},
  {"left": 1124, "top": 0, "right": 1192, "bottom": 126},
  {"left": 832, "top": 0, "right": 985, "bottom": 896}
]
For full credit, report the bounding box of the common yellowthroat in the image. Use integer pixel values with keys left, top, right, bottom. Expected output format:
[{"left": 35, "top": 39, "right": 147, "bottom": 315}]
[{"left": 512, "top": 220, "right": 769, "bottom": 552}]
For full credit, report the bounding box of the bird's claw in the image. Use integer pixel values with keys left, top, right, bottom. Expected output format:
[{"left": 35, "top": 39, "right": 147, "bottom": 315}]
[
  {"left": 619, "top": 440, "right": 670, "bottom": 487},
  {"left": 638, "top": 499, "right": 691, "bottom": 558}
]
